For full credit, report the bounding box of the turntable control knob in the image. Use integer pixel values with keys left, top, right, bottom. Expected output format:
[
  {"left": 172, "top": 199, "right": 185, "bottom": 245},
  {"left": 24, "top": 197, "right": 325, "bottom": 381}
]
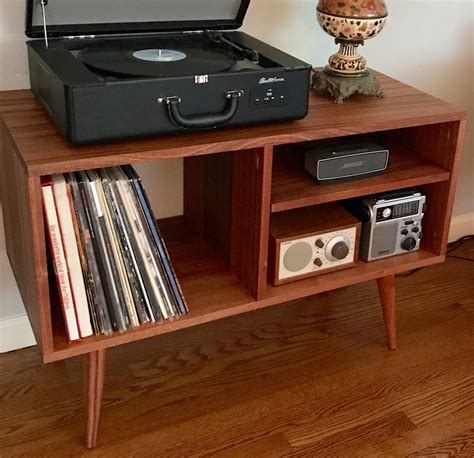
[
  {"left": 326, "top": 235, "right": 351, "bottom": 262},
  {"left": 315, "top": 239, "right": 325, "bottom": 248},
  {"left": 401, "top": 237, "right": 417, "bottom": 251}
]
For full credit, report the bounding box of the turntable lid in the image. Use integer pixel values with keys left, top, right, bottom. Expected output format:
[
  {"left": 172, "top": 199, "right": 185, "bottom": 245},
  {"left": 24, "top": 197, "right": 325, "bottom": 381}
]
[{"left": 26, "top": 0, "right": 250, "bottom": 38}]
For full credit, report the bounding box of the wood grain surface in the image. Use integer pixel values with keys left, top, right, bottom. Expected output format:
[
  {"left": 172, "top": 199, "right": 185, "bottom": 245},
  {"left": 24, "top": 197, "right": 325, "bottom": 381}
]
[
  {"left": 0, "top": 73, "right": 466, "bottom": 177},
  {"left": 1, "top": 239, "right": 473, "bottom": 456},
  {"left": 0, "top": 124, "right": 52, "bottom": 353},
  {"left": 47, "top": 215, "right": 444, "bottom": 364},
  {"left": 231, "top": 146, "right": 273, "bottom": 299},
  {"left": 271, "top": 142, "right": 450, "bottom": 213}
]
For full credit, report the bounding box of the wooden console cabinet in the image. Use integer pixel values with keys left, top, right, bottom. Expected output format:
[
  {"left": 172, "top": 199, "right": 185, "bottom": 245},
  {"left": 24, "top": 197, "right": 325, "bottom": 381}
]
[{"left": 0, "top": 72, "right": 466, "bottom": 448}]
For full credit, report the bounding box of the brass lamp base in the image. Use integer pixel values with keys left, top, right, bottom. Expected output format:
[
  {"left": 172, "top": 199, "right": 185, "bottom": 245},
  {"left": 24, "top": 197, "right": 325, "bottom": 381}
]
[{"left": 311, "top": 69, "right": 385, "bottom": 104}]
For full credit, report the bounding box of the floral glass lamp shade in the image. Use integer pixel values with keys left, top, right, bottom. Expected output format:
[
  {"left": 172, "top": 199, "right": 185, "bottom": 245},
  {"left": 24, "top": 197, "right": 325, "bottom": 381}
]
[{"left": 312, "top": 0, "right": 388, "bottom": 103}]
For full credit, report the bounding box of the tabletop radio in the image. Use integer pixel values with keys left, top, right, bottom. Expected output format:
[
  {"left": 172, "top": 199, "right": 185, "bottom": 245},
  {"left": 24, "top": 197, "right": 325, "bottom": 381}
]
[
  {"left": 345, "top": 190, "right": 426, "bottom": 261},
  {"left": 269, "top": 204, "right": 361, "bottom": 285}
]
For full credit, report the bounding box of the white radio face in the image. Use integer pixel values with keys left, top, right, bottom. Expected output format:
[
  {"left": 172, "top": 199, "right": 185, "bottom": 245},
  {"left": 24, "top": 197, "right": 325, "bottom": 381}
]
[{"left": 278, "top": 227, "right": 357, "bottom": 281}]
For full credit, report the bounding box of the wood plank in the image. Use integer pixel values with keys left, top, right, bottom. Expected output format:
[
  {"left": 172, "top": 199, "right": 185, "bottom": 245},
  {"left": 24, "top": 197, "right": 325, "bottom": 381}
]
[
  {"left": 0, "top": 122, "right": 52, "bottom": 353},
  {"left": 231, "top": 146, "right": 273, "bottom": 299},
  {"left": 203, "top": 153, "right": 233, "bottom": 263},
  {"left": 212, "top": 433, "right": 294, "bottom": 457},
  {"left": 408, "top": 428, "right": 474, "bottom": 457},
  {"left": 287, "top": 411, "right": 416, "bottom": 457},
  {"left": 346, "top": 404, "right": 474, "bottom": 457},
  {"left": 265, "top": 249, "right": 442, "bottom": 301},
  {"left": 401, "top": 121, "right": 467, "bottom": 255},
  {"left": 271, "top": 142, "right": 450, "bottom": 212},
  {"left": 0, "top": 73, "right": 466, "bottom": 177},
  {"left": 183, "top": 156, "right": 205, "bottom": 237}
]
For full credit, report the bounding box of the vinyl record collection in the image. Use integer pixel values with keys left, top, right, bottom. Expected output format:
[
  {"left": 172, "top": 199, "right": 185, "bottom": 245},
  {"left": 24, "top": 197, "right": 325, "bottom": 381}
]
[{"left": 41, "top": 165, "right": 187, "bottom": 342}]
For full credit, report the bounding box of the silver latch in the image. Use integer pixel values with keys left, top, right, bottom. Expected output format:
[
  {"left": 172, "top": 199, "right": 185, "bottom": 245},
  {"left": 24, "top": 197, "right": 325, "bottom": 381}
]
[
  {"left": 40, "top": 0, "right": 49, "bottom": 48},
  {"left": 157, "top": 96, "right": 182, "bottom": 104},
  {"left": 225, "top": 90, "right": 244, "bottom": 99}
]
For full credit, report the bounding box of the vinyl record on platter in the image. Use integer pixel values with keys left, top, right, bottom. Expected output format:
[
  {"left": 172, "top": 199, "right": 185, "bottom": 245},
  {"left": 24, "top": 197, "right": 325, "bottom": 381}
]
[
  {"left": 132, "top": 49, "right": 187, "bottom": 62},
  {"left": 79, "top": 37, "right": 237, "bottom": 78}
]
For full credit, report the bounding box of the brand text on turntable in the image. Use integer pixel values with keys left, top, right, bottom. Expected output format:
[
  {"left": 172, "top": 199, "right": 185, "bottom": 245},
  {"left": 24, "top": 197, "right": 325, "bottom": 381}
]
[{"left": 259, "top": 77, "right": 285, "bottom": 84}]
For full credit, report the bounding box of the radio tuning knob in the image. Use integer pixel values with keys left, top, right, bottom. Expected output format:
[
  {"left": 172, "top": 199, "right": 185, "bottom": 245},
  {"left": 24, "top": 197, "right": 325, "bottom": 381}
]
[
  {"left": 401, "top": 237, "right": 417, "bottom": 251},
  {"left": 332, "top": 241, "right": 350, "bottom": 260},
  {"left": 382, "top": 208, "right": 392, "bottom": 219},
  {"left": 326, "top": 235, "right": 351, "bottom": 261}
]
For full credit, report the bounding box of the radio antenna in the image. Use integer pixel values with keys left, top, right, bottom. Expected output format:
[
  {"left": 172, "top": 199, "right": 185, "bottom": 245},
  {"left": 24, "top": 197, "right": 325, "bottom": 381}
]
[{"left": 40, "top": 0, "right": 49, "bottom": 48}]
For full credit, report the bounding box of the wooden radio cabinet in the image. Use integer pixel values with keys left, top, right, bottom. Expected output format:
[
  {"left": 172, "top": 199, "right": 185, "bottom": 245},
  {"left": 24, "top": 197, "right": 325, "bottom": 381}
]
[{"left": 0, "top": 72, "right": 466, "bottom": 448}]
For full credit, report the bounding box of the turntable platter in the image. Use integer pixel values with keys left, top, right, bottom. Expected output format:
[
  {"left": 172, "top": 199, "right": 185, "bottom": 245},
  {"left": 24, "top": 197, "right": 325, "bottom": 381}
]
[{"left": 79, "top": 36, "right": 237, "bottom": 78}]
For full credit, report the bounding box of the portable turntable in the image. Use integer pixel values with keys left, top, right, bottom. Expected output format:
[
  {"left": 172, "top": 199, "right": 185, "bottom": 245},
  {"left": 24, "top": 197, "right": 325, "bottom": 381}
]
[{"left": 25, "top": 0, "right": 312, "bottom": 145}]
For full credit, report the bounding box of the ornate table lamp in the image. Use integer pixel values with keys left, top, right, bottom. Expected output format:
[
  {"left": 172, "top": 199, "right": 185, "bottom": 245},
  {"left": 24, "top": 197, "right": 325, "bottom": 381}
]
[{"left": 312, "top": 0, "right": 388, "bottom": 103}]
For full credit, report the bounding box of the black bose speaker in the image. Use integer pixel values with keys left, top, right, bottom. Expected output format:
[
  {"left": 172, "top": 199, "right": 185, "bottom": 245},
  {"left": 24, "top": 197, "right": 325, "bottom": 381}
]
[{"left": 303, "top": 141, "right": 389, "bottom": 185}]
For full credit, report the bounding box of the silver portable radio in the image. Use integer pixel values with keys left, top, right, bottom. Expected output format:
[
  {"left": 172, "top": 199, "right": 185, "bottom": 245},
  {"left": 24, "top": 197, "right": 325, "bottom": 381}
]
[{"left": 346, "top": 190, "right": 426, "bottom": 262}]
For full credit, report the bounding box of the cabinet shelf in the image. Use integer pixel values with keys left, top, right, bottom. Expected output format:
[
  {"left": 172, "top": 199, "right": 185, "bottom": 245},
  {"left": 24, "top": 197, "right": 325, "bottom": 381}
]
[
  {"left": 266, "top": 249, "right": 442, "bottom": 301},
  {"left": 50, "top": 218, "right": 254, "bottom": 362},
  {"left": 271, "top": 144, "right": 450, "bottom": 213},
  {"left": 48, "top": 217, "right": 443, "bottom": 362}
]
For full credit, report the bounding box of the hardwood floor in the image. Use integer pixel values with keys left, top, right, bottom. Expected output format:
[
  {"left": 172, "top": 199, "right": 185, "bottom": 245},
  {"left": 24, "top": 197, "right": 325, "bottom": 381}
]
[{"left": 1, "top": 239, "right": 473, "bottom": 457}]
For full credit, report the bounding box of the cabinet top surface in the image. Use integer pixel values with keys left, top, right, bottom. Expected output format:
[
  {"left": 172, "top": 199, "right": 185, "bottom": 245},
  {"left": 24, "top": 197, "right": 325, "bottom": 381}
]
[{"left": 0, "top": 71, "right": 466, "bottom": 176}]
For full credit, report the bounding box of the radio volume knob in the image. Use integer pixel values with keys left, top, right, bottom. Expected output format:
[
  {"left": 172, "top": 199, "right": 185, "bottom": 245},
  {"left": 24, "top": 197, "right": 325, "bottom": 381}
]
[
  {"left": 332, "top": 242, "right": 350, "bottom": 260},
  {"left": 401, "top": 237, "right": 417, "bottom": 251},
  {"left": 326, "top": 235, "right": 351, "bottom": 262}
]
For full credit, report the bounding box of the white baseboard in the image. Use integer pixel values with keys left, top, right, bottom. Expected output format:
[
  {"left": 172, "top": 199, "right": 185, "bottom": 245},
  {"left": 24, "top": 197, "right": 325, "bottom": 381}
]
[
  {"left": 449, "top": 212, "right": 474, "bottom": 243},
  {"left": 0, "top": 314, "right": 36, "bottom": 353}
]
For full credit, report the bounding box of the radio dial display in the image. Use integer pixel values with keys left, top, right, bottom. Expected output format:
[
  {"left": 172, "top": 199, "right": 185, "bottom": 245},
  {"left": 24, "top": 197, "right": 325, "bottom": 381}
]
[{"left": 376, "top": 201, "right": 419, "bottom": 222}]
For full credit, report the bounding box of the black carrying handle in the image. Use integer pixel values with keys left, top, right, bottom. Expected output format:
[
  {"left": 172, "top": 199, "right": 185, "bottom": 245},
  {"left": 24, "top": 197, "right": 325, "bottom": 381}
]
[{"left": 160, "top": 90, "right": 243, "bottom": 129}]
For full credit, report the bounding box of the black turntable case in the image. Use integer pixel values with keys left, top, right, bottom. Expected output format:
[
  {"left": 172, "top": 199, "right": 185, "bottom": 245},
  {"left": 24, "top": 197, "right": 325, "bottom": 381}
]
[{"left": 25, "top": 0, "right": 311, "bottom": 145}]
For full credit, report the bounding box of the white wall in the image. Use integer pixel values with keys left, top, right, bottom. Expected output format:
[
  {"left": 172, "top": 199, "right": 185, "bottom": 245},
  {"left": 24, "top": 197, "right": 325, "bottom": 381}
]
[{"left": 0, "top": 0, "right": 473, "bottom": 351}]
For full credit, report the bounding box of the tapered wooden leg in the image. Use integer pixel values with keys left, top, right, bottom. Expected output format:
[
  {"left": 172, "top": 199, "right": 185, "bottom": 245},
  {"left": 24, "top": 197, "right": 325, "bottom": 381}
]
[
  {"left": 84, "top": 349, "right": 107, "bottom": 449},
  {"left": 377, "top": 275, "right": 397, "bottom": 350}
]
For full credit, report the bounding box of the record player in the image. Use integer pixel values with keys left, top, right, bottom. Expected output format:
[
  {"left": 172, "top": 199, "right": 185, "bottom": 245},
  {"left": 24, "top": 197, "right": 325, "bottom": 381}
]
[{"left": 25, "top": 0, "right": 312, "bottom": 145}]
